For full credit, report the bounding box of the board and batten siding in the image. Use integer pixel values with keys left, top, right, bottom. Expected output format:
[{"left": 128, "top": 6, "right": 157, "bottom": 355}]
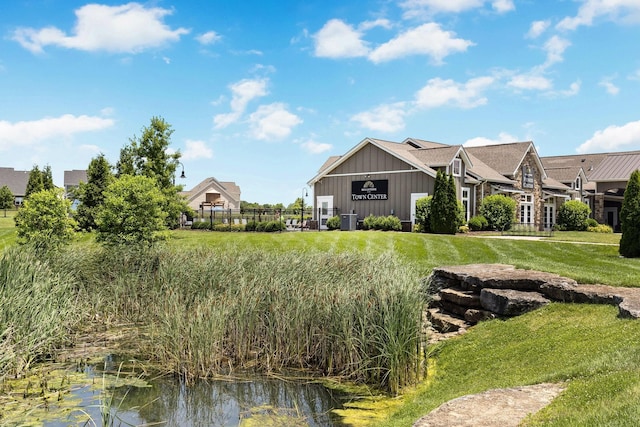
[{"left": 313, "top": 142, "right": 435, "bottom": 221}]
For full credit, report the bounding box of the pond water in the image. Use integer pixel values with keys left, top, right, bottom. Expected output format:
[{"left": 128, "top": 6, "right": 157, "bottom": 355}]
[{"left": 40, "top": 356, "right": 350, "bottom": 426}]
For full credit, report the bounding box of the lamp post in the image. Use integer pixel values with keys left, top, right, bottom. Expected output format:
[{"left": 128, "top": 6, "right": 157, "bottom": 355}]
[
  {"left": 301, "top": 187, "right": 308, "bottom": 232},
  {"left": 173, "top": 161, "right": 186, "bottom": 185}
]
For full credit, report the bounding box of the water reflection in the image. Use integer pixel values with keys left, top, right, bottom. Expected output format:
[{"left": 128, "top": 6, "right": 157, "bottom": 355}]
[
  {"left": 44, "top": 362, "right": 347, "bottom": 426},
  {"left": 125, "top": 376, "right": 346, "bottom": 426}
]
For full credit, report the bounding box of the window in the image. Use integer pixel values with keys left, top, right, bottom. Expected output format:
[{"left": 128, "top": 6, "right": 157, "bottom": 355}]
[
  {"left": 461, "top": 187, "right": 470, "bottom": 222},
  {"left": 520, "top": 194, "right": 533, "bottom": 225},
  {"left": 452, "top": 158, "right": 462, "bottom": 177},
  {"left": 575, "top": 176, "right": 581, "bottom": 191}
]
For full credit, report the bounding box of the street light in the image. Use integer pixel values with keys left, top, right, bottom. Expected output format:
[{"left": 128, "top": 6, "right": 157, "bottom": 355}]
[
  {"left": 173, "top": 161, "right": 186, "bottom": 185},
  {"left": 301, "top": 187, "right": 308, "bottom": 232}
]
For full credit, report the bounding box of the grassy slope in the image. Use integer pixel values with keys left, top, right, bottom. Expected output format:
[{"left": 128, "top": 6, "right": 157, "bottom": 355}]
[
  {"left": 172, "top": 230, "right": 640, "bottom": 287},
  {"left": 3, "top": 225, "right": 639, "bottom": 424}
]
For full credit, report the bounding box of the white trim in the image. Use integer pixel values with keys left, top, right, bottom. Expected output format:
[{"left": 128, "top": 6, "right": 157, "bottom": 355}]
[
  {"left": 410, "top": 192, "right": 429, "bottom": 227},
  {"left": 325, "top": 169, "right": 421, "bottom": 178},
  {"left": 307, "top": 137, "right": 437, "bottom": 185}
]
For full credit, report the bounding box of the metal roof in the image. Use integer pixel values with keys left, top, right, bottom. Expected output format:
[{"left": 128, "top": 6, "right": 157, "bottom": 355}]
[{"left": 588, "top": 153, "right": 640, "bottom": 182}]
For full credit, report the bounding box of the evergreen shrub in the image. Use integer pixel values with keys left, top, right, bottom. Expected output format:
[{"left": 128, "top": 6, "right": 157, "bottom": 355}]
[
  {"left": 620, "top": 170, "right": 640, "bottom": 257},
  {"left": 468, "top": 215, "right": 488, "bottom": 231}
]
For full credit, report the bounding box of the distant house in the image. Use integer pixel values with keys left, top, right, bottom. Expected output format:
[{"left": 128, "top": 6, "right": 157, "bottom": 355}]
[
  {"left": 181, "top": 177, "right": 241, "bottom": 216},
  {"left": 0, "top": 167, "right": 30, "bottom": 206},
  {"left": 541, "top": 151, "right": 640, "bottom": 231}
]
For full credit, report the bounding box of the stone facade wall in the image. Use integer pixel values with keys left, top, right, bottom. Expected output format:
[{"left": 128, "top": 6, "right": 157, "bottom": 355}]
[{"left": 512, "top": 152, "right": 545, "bottom": 230}]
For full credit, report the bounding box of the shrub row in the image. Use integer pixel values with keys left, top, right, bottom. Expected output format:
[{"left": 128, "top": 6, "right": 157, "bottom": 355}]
[
  {"left": 189, "top": 220, "right": 286, "bottom": 232},
  {"left": 362, "top": 214, "right": 402, "bottom": 231}
]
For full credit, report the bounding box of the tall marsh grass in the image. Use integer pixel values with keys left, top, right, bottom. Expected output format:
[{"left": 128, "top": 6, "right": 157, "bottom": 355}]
[
  {"left": 0, "top": 246, "right": 81, "bottom": 379},
  {"left": 54, "top": 244, "right": 425, "bottom": 394}
]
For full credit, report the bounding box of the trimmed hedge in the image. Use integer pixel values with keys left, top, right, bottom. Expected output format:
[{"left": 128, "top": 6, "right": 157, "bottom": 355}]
[{"left": 362, "top": 215, "right": 402, "bottom": 231}]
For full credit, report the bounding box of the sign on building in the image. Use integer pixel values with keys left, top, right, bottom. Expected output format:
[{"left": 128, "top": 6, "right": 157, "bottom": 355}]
[{"left": 351, "top": 180, "right": 389, "bottom": 201}]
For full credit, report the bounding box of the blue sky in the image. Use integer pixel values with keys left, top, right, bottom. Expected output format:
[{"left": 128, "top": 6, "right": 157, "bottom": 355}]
[{"left": 1, "top": 1, "right": 640, "bottom": 204}]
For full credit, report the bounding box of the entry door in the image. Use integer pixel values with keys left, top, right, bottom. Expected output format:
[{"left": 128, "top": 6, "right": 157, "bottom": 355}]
[
  {"left": 410, "top": 193, "right": 429, "bottom": 227},
  {"left": 604, "top": 207, "right": 618, "bottom": 230},
  {"left": 317, "top": 196, "right": 333, "bottom": 230}
]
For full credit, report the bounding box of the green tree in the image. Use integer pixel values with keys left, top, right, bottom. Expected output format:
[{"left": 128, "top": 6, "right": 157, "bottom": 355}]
[
  {"left": 96, "top": 175, "right": 169, "bottom": 246},
  {"left": 0, "top": 185, "right": 14, "bottom": 217},
  {"left": 14, "top": 188, "right": 76, "bottom": 251},
  {"left": 116, "top": 117, "right": 188, "bottom": 228},
  {"left": 42, "top": 165, "right": 54, "bottom": 190},
  {"left": 480, "top": 194, "right": 517, "bottom": 230},
  {"left": 430, "top": 171, "right": 459, "bottom": 234},
  {"left": 556, "top": 200, "right": 591, "bottom": 231},
  {"left": 75, "top": 154, "right": 114, "bottom": 231},
  {"left": 25, "top": 165, "right": 44, "bottom": 198},
  {"left": 620, "top": 169, "right": 640, "bottom": 257}
]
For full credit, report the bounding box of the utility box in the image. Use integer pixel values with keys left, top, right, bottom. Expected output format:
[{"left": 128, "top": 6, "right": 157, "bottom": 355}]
[{"left": 341, "top": 213, "right": 357, "bottom": 231}]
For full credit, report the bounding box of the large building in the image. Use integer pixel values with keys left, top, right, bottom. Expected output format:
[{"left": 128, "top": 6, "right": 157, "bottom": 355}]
[{"left": 308, "top": 137, "right": 639, "bottom": 231}]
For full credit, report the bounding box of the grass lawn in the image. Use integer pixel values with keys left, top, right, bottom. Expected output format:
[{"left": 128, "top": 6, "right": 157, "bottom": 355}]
[
  {"left": 2, "top": 226, "right": 640, "bottom": 425},
  {"left": 171, "top": 229, "right": 640, "bottom": 287}
]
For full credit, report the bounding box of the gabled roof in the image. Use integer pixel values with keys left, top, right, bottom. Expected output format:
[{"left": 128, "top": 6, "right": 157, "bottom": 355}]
[
  {"left": 589, "top": 153, "right": 640, "bottom": 182},
  {"left": 308, "top": 137, "right": 438, "bottom": 185},
  {"left": 402, "top": 138, "right": 450, "bottom": 149},
  {"left": 465, "top": 153, "right": 515, "bottom": 185},
  {"left": 541, "top": 153, "right": 610, "bottom": 179},
  {"left": 183, "top": 177, "right": 241, "bottom": 205},
  {"left": 318, "top": 156, "right": 341, "bottom": 173},
  {"left": 544, "top": 167, "right": 583, "bottom": 183},
  {"left": 0, "top": 167, "right": 30, "bottom": 196},
  {"left": 542, "top": 176, "right": 570, "bottom": 191},
  {"left": 409, "top": 145, "right": 471, "bottom": 168},
  {"left": 465, "top": 142, "right": 547, "bottom": 179}
]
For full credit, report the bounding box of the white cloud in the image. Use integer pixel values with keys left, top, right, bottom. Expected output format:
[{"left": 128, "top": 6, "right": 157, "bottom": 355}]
[
  {"left": 358, "top": 19, "right": 393, "bottom": 31},
  {"left": 561, "top": 80, "right": 582, "bottom": 96},
  {"left": 415, "top": 76, "right": 494, "bottom": 109},
  {"left": 0, "top": 114, "right": 114, "bottom": 150},
  {"left": 399, "top": 0, "right": 513, "bottom": 17},
  {"left": 12, "top": 3, "right": 189, "bottom": 54},
  {"left": 248, "top": 103, "right": 302, "bottom": 140},
  {"left": 368, "top": 23, "right": 474, "bottom": 64},
  {"left": 507, "top": 74, "right": 552, "bottom": 90},
  {"left": 301, "top": 140, "right": 333, "bottom": 154},
  {"left": 599, "top": 78, "right": 620, "bottom": 95},
  {"left": 79, "top": 144, "right": 102, "bottom": 155},
  {"left": 557, "top": 0, "right": 640, "bottom": 31},
  {"left": 214, "top": 78, "right": 269, "bottom": 129},
  {"left": 491, "top": 0, "right": 515, "bottom": 13},
  {"left": 630, "top": 69, "right": 640, "bottom": 81},
  {"left": 527, "top": 20, "right": 550, "bottom": 38},
  {"left": 464, "top": 131, "right": 519, "bottom": 147},
  {"left": 350, "top": 103, "right": 407, "bottom": 132},
  {"left": 313, "top": 19, "right": 369, "bottom": 59},
  {"left": 541, "top": 35, "right": 571, "bottom": 68},
  {"left": 577, "top": 120, "right": 640, "bottom": 153},
  {"left": 196, "top": 31, "right": 222, "bottom": 45},
  {"left": 182, "top": 139, "right": 213, "bottom": 160}
]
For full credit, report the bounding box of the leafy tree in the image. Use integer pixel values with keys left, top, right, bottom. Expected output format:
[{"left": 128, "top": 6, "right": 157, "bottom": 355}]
[
  {"left": 430, "top": 171, "right": 459, "bottom": 234},
  {"left": 0, "top": 185, "right": 13, "bottom": 217},
  {"left": 14, "top": 188, "right": 76, "bottom": 251},
  {"left": 25, "top": 165, "right": 44, "bottom": 198},
  {"left": 620, "top": 170, "right": 640, "bottom": 257},
  {"left": 414, "top": 195, "right": 432, "bottom": 233},
  {"left": 556, "top": 200, "right": 591, "bottom": 231},
  {"left": 116, "top": 117, "right": 188, "bottom": 228},
  {"left": 480, "top": 194, "right": 517, "bottom": 230},
  {"left": 75, "top": 154, "right": 114, "bottom": 231},
  {"left": 96, "top": 175, "right": 169, "bottom": 246}
]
